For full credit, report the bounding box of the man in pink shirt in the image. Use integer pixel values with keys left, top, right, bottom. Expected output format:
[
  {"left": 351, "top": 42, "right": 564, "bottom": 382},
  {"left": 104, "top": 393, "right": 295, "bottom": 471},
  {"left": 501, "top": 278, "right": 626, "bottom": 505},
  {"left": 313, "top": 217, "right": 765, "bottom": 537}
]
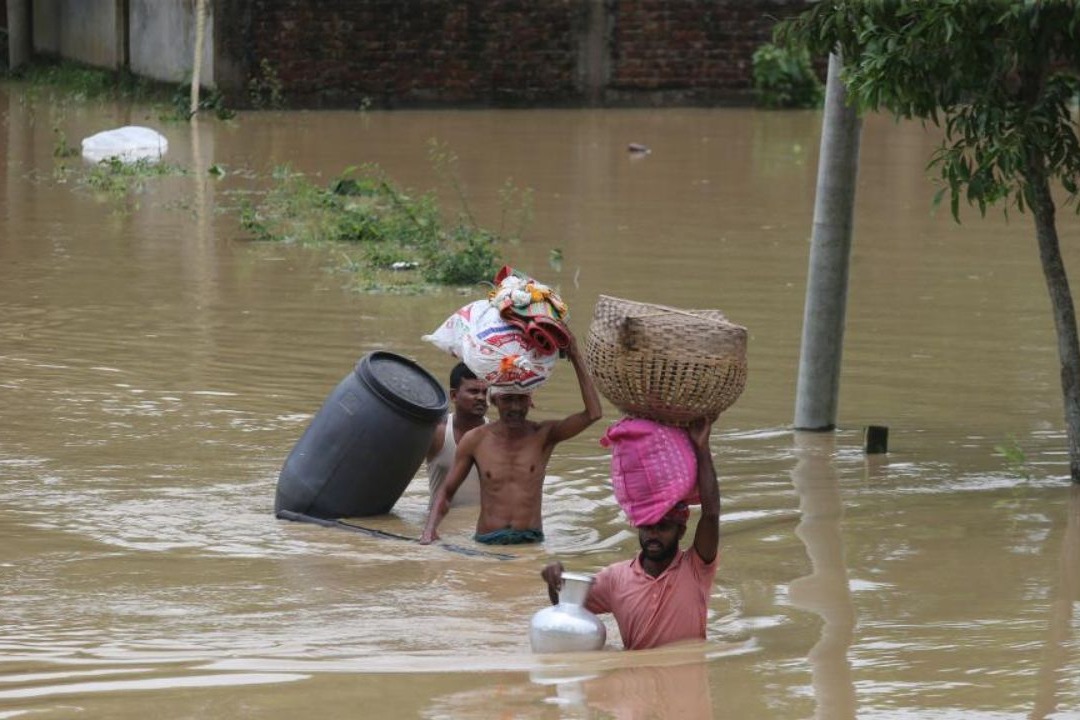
[{"left": 541, "top": 418, "right": 720, "bottom": 650}]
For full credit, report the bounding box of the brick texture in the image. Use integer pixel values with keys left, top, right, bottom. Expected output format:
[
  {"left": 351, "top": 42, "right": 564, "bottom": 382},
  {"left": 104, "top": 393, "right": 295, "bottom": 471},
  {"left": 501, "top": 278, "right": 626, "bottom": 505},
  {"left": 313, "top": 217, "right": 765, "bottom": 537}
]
[{"left": 213, "top": 0, "right": 811, "bottom": 109}]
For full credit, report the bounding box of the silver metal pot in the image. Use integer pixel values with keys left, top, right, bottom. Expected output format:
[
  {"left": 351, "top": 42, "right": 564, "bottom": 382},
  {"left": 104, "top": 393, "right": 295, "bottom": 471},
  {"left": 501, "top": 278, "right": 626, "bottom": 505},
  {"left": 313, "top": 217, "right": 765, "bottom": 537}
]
[{"left": 529, "top": 571, "right": 607, "bottom": 653}]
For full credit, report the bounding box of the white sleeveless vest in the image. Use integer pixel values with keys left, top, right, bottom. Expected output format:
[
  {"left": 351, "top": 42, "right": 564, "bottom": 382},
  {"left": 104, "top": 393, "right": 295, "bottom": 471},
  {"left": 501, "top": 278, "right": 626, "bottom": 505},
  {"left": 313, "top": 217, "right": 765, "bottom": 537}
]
[{"left": 427, "top": 414, "right": 483, "bottom": 507}]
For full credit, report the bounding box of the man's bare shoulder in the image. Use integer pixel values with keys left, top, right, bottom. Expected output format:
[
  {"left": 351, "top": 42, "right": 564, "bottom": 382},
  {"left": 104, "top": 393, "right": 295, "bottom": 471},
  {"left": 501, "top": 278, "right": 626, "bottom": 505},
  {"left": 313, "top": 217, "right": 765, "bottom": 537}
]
[
  {"left": 487, "top": 419, "right": 551, "bottom": 436},
  {"left": 460, "top": 422, "right": 491, "bottom": 443},
  {"left": 532, "top": 418, "right": 565, "bottom": 442}
]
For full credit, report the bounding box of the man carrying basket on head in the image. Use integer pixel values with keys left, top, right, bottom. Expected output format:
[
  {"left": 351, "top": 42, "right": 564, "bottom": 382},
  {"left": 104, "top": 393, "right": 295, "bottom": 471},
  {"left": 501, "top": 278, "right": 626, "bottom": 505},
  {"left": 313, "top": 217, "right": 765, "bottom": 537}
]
[{"left": 540, "top": 417, "right": 720, "bottom": 649}]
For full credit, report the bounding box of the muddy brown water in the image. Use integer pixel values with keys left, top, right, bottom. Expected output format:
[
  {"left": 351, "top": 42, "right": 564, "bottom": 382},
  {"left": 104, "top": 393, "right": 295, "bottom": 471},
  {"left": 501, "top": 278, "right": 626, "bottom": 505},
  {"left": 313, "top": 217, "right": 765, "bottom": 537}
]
[{"left": 1, "top": 85, "right": 1078, "bottom": 718}]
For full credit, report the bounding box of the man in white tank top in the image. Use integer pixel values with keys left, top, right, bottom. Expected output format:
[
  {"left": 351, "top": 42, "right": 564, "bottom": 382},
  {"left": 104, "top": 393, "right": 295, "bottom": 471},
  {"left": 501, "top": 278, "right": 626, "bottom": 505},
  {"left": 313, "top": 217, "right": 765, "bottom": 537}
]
[{"left": 425, "top": 363, "right": 488, "bottom": 507}]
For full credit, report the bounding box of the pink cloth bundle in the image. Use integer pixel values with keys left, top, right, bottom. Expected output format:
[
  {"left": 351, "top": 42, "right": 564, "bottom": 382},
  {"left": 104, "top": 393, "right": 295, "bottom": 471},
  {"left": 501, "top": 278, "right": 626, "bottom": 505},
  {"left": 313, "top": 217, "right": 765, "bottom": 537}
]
[{"left": 600, "top": 417, "right": 699, "bottom": 527}]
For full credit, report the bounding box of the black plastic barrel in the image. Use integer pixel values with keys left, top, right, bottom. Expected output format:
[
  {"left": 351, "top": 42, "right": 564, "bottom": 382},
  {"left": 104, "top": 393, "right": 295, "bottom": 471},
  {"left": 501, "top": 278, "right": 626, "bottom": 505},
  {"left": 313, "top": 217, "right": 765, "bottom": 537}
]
[{"left": 274, "top": 351, "right": 448, "bottom": 518}]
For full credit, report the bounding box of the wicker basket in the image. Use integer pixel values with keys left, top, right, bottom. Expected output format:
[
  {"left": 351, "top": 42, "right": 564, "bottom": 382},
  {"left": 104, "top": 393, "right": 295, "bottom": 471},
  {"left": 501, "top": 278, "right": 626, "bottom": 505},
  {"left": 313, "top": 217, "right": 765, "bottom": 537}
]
[{"left": 584, "top": 295, "right": 748, "bottom": 426}]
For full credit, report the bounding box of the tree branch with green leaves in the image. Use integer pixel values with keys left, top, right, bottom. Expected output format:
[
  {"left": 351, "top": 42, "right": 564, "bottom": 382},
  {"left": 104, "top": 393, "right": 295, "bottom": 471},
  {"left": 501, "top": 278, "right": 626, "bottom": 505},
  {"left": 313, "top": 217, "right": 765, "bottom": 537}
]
[{"left": 778, "top": 0, "right": 1080, "bottom": 482}]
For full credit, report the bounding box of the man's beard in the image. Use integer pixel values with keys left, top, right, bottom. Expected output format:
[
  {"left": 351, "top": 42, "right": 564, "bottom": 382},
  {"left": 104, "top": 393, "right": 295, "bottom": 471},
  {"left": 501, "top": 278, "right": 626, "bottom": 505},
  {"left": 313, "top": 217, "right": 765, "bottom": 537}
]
[{"left": 640, "top": 537, "right": 678, "bottom": 563}]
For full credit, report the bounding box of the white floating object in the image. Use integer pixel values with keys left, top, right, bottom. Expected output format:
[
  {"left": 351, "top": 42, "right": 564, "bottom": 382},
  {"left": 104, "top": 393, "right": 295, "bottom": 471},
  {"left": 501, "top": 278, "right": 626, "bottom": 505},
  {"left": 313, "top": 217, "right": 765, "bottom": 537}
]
[{"left": 81, "top": 126, "right": 169, "bottom": 164}]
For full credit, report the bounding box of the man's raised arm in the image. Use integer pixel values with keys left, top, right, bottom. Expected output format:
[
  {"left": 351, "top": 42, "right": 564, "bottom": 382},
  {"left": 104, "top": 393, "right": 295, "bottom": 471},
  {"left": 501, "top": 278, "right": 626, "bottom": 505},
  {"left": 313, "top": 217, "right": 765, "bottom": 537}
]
[
  {"left": 550, "top": 330, "right": 603, "bottom": 443},
  {"left": 688, "top": 417, "right": 720, "bottom": 564}
]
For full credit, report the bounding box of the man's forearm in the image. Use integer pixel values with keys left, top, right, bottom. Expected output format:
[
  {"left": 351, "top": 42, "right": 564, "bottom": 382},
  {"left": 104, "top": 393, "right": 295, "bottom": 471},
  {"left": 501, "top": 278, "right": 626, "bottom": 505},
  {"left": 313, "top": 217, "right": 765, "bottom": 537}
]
[
  {"left": 569, "top": 350, "right": 602, "bottom": 421},
  {"left": 421, "top": 489, "right": 449, "bottom": 541},
  {"left": 696, "top": 445, "right": 720, "bottom": 517}
]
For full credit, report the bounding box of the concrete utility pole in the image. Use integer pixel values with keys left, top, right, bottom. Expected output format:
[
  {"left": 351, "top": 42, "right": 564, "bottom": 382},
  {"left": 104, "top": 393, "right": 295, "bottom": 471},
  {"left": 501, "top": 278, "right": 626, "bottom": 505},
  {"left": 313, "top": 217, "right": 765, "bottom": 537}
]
[
  {"left": 794, "top": 52, "right": 862, "bottom": 431},
  {"left": 7, "top": 0, "right": 31, "bottom": 71},
  {"left": 190, "top": 0, "right": 208, "bottom": 116}
]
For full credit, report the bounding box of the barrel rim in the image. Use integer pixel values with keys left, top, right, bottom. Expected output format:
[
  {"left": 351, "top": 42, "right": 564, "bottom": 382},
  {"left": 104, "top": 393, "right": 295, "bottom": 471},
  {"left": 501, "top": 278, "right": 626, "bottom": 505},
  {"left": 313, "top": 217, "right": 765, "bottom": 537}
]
[{"left": 355, "top": 350, "right": 448, "bottom": 422}]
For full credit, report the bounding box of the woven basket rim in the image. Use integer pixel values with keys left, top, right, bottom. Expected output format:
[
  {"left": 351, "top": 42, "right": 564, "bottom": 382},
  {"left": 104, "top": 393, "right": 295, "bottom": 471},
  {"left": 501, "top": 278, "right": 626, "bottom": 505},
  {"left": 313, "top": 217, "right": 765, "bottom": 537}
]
[
  {"left": 594, "top": 294, "right": 744, "bottom": 328},
  {"left": 585, "top": 295, "right": 748, "bottom": 422}
]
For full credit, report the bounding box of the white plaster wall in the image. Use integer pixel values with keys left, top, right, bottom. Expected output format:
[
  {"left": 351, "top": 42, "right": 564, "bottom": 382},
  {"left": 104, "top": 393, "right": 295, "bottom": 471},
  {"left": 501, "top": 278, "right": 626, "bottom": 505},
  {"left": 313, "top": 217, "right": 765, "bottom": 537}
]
[
  {"left": 34, "top": 0, "right": 122, "bottom": 68},
  {"left": 130, "top": 0, "right": 215, "bottom": 86}
]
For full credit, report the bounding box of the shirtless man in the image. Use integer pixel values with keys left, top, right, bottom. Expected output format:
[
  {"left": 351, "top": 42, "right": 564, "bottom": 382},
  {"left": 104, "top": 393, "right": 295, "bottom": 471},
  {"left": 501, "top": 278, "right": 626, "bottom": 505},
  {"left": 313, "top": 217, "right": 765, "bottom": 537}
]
[
  {"left": 424, "top": 362, "right": 488, "bottom": 508},
  {"left": 420, "top": 330, "right": 602, "bottom": 545}
]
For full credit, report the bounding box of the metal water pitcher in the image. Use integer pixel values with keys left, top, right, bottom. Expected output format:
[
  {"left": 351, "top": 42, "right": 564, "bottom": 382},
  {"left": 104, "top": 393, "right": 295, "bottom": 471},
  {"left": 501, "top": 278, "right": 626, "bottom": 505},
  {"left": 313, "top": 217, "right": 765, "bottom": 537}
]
[{"left": 529, "top": 571, "right": 607, "bottom": 653}]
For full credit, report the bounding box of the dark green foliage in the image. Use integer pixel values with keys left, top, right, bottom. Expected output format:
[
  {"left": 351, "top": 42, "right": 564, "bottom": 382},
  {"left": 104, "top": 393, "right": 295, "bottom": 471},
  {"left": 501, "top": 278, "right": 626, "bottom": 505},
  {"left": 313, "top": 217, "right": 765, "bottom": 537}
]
[
  {"left": 7, "top": 59, "right": 173, "bottom": 104},
  {"left": 751, "top": 42, "right": 824, "bottom": 109},
  {"left": 428, "top": 227, "right": 500, "bottom": 285},
  {"left": 83, "top": 157, "right": 188, "bottom": 196},
  {"left": 247, "top": 58, "right": 285, "bottom": 110},
  {"left": 776, "top": 0, "right": 1080, "bottom": 220},
  {"left": 779, "top": 0, "right": 1080, "bottom": 481},
  {"left": 7, "top": 58, "right": 237, "bottom": 121},
  {"left": 239, "top": 164, "right": 506, "bottom": 291},
  {"left": 168, "top": 83, "right": 236, "bottom": 121}
]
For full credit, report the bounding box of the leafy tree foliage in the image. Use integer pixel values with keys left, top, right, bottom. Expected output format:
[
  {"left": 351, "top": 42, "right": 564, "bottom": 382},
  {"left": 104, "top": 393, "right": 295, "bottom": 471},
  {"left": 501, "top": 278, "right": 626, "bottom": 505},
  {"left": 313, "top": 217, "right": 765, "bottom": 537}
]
[
  {"left": 751, "top": 42, "right": 824, "bottom": 109},
  {"left": 779, "top": 0, "right": 1080, "bottom": 481}
]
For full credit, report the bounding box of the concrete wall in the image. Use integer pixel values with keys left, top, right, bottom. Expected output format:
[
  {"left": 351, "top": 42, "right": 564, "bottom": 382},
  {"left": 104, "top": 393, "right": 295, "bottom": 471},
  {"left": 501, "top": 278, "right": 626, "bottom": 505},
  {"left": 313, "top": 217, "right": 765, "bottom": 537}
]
[
  {"left": 33, "top": 0, "right": 123, "bottom": 69},
  {"left": 31, "top": 0, "right": 62, "bottom": 57},
  {"left": 130, "top": 0, "right": 214, "bottom": 85}
]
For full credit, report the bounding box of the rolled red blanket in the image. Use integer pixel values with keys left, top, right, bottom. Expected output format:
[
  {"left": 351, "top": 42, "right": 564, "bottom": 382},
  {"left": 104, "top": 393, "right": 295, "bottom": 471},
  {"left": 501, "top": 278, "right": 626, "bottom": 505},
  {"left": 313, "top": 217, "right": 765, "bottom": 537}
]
[
  {"left": 525, "top": 323, "right": 559, "bottom": 354},
  {"left": 529, "top": 315, "right": 570, "bottom": 351}
]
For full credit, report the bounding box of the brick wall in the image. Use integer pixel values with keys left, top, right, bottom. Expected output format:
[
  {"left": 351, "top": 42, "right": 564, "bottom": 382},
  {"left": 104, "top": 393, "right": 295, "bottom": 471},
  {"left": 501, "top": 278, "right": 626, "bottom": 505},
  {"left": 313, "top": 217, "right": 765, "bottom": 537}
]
[
  {"left": 608, "top": 0, "right": 807, "bottom": 104},
  {"left": 214, "top": 0, "right": 811, "bottom": 109}
]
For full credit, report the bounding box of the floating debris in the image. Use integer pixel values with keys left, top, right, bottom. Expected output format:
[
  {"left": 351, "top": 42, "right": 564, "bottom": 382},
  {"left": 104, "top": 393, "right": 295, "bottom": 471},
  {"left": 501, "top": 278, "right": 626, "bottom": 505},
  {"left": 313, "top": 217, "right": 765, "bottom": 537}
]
[{"left": 81, "top": 126, "right": 168, "bottom": 164}]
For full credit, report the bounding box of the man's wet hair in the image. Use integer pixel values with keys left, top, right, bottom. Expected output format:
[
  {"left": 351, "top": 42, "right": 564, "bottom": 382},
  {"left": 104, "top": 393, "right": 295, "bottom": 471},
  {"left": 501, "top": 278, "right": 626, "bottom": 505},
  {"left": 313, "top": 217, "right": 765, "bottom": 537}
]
[{"left": 449, "top": 362, "right": 478, "bottom": 390}]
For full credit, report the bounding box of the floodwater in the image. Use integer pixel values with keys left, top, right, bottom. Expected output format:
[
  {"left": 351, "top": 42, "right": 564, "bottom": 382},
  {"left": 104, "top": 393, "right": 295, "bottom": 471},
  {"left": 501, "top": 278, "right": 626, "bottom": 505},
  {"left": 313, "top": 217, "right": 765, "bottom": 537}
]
[{"left": 1, "top": 83, "right": 1078, "bottom": 720}]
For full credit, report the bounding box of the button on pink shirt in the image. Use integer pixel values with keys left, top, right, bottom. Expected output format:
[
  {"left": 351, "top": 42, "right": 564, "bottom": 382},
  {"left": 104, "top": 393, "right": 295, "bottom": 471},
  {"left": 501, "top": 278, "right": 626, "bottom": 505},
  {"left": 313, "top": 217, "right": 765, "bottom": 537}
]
[{"left": 585, "top": 547, "right": 718, "bottom": 650}]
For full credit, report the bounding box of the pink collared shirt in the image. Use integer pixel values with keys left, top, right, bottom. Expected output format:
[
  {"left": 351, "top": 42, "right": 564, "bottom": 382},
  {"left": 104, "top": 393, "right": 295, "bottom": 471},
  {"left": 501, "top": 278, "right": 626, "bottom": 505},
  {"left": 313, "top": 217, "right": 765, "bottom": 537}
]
[{"left": 585, "top": 547, "right": 718, "bottom": 650}]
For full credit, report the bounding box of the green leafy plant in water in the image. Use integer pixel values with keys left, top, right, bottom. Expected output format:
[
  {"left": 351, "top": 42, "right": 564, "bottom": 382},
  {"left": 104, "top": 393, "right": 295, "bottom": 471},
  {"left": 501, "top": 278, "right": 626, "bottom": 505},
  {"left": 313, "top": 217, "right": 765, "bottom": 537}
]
[
  {"left": 429, "top": 140, "right": 534, "bottom": 246},
  {"left": 238, "top": 162, "right": 508, "bottom": 291},
  {"left": 81, "top": 157, "right": 188, "bottom": 198},
  {"left": 548, "top": 247, "right": 564, "bottom": 273},
  {"left": 427, "top": 226, "right": 500, "bottom": 285},
  {"left": 8, "top": 59, "right": 235, "bottom": 125},
  {"left": 994, "top": 436, "right": 1032, "bottom": 481},
  {"left": 52, "top": 125, "right": 78, "bottom": 158},
  {"left": 164, "top": 81, "right": 237, "bottom": 122},
  {"left": 8, "top": 59, "right": 176, "bottom": 107},
  {"left": 428, "top": 139, "right": 477, "bottom": 228},
  {"left": 751, "top": 43, "right": 823, "bottom": 109},
  {"left": 248, "top": 58, "right": 285, "bottom": 110}
]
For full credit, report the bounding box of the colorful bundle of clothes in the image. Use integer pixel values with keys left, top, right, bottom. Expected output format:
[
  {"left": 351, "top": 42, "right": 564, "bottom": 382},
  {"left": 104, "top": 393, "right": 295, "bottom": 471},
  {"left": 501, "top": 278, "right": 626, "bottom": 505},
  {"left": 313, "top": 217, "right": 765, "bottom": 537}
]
[
  {"left": 422, "top": 266, "right": 569, "bottom": 393},
  {"left": 488, "top": 266, "right": 570, "bottom": 355}
]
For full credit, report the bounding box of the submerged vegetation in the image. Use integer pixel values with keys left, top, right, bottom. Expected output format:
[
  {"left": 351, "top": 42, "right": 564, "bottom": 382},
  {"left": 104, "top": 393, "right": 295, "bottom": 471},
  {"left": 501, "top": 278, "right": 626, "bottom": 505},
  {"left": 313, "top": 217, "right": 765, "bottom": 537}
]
[
  {"left": 238, "top": 151, "right": 529, "bottom": 292},
  {"left": 82, "top": 157, "right": 188, "bottom": 196},
  {"left": 7, "top": 59, "right": 175, "bottom": 107},
  {"left": 7, "top": 58, "right": 232, "bottom": 121},
  {"left": 9, "top": 59, "right": 530, "bottom": 293},
  {"left": 995, "top": 437, "right": 1033, "bottom": 482},
  {"left": 750, "top": 42, "right": 823, "bottom": 110}
]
